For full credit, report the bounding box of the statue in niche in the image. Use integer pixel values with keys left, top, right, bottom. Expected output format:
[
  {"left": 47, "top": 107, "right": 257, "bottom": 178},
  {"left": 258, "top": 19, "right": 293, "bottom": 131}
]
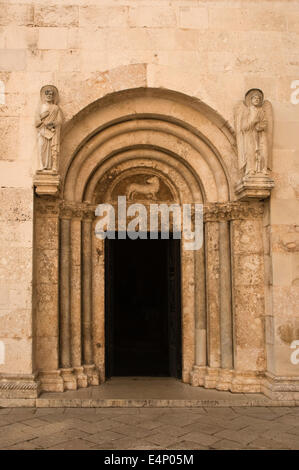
[
  {"left": 234, "top": 89, "right": 273, "bottom": 177},
  {"left": 35, "top": 85, "right": 63, "bottom": 172}
]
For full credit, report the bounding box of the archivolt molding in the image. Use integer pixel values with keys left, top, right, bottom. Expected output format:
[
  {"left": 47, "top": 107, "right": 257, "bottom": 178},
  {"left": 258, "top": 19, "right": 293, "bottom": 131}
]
[{"left": 60, "top": 88, "right": 238, "bottom": 203}]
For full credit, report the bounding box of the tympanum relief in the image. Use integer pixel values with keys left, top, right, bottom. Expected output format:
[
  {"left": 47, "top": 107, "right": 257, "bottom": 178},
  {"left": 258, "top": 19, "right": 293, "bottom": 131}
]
[
  {"left": 95, "top": 171, "right": 174, "bottom": 204},
  {"left": 126, "top": 176, "right": 160, "bottom": 200},
  {"left": 235, "top": 89, "right": 274, "bottom": 200}
]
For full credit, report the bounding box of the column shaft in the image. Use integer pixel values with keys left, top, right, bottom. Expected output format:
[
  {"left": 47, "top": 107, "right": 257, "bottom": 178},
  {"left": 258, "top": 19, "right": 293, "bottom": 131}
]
[
  {"left": 205, "top": 221, "right": 221, "bottom": 368},
  {"left": 219, "top": 220, "right": 233, "bottom": 369},
  {"left": 195, "top": 236, "right": 206, "bottom": 366},
  {"left": 70, "top": 217, "right": 82, "bottom": 367},
  {"left": 82, "top": 217, "right": 93, "bottom": 365},
  {"left": 60, "top": 217, "right": 71, "bottom": 368}
]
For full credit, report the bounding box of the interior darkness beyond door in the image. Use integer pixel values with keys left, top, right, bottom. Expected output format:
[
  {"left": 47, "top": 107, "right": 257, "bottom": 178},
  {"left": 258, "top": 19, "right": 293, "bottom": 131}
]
[{"left": 105, "top": 235, "right": 181, "bottom": 378}]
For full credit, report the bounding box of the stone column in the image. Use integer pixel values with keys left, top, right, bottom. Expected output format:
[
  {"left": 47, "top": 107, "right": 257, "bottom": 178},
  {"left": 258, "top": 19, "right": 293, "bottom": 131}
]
[
  {"left": 194, "top": 240, "right": 206, "bottom": 366},
  {"left": 82, "top": 209, "right": 99, "bottom": 385},
  {"left": 82, "top": 214, "right": 93, "bottom": 365},
  {"left": 59, "top": 211, "right": 76, "bottom": 390},
  {"left": 70, "top": 211, "right": 87, "bottom": 388},
  {"left": 92, "top": 222, "right": 105, "bottom": 381},
  {"left": 205, "top": 221, "right": 221, "bottom": 370},
  {"left": 219, "top": 220, "right": 233, "bottom": 370},
  {"left": 35, "top": 197, "right": 63, "bottom": 392},
  {"left": 60, "top": 216, "right": 71, "bottom": 369}
]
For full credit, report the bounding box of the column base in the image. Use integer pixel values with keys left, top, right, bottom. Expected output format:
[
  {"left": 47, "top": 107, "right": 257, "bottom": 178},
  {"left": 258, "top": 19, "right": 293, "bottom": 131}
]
[
  {"left": 73, "top": 367, "right": 88, "bottom": 388},
  {"left": 60, "top": 368, "right": 78, "bottom": 391},
  {"left": 0, "top": 373, "right": 41, "bottom": 398},
  {"left": 39, "top": 370, "right": 64, "bottom": 392},
  {"left": 262, "top": 372, "right": 299, "bottom": 401},
  {"left": 83, "top": 364, "right": 100, "bottom": 386},
  {"left": 38, "top": 366, "right": 100, "bottom": 392},
  {"left": 190, "top": 366, "right": 262, "bottom": 393}
]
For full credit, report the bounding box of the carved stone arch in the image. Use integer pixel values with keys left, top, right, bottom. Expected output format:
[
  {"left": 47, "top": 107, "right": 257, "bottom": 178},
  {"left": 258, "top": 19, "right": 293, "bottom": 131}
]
[{"left": 34, "top": 87, "right": 267, "bottom": 394}]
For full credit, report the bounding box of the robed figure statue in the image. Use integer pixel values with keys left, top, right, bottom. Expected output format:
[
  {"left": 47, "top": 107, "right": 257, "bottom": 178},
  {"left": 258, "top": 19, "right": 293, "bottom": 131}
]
[
  {"left": 36, "top": 85, "right": 63, "bottom": 172},
  {"left": 234, "top": 89, "right": 273, "bottom": 177}
]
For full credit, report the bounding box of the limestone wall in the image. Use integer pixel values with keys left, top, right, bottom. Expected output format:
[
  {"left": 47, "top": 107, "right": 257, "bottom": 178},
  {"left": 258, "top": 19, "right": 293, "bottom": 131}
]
[{"left": 0, "top": 0, "right": 298, "bottom": 382}]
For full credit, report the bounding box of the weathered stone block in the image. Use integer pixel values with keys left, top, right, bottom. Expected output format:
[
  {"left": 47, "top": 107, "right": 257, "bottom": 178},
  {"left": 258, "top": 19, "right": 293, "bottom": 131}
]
[
  {"left": 129, "top": 6, "right": 177, "bottom": 28},
  {"left": 0, "top": 50, "right": 26, "bottom": 71},
  {"left": 179, "top": 6, "right": 208, "bottom": 29},
  {"left": 0, "top": 4, "right": 34, "bottom": 27},
  {"left": 34, "top": 5, "right": 79, "bottom": 28},
  {"left": 80, "top": 5, "right": 129, "bottom": 29},
  {"left": 234, "top": 254, "right": 264, "bottom": 286},
  {"left": 38, "top": 27, "right": 68, "bottom": 50}
]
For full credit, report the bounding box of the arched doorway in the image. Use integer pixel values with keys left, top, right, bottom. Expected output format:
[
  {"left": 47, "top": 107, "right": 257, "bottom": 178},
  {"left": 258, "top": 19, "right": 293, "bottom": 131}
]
[{"left": 34, "top": 88, "right": 266, "bottom": 394}]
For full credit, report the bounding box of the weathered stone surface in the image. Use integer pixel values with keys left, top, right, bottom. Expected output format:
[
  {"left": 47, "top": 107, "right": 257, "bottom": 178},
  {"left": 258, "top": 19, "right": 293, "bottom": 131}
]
[{"left": 34, "top": 5, "right": 79, "bottom": 28}]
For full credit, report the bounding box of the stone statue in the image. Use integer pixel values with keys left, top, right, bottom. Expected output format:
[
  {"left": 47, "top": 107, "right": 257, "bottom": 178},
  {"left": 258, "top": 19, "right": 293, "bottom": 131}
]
[
  {"left": 234, "top": 89, "right": 273, "bottom": 177},
  {"left": 36, "top": 85, "right": 63, "bottom": 172}
]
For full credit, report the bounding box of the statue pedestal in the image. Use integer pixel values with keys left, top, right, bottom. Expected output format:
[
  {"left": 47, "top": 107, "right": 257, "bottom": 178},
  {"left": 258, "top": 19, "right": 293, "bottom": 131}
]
[
  {"left": 34, "top": 170, "right": 60, "bottom": 196},
  {"left": 235, "top": 173, "right": 274, "bottom": 201}
]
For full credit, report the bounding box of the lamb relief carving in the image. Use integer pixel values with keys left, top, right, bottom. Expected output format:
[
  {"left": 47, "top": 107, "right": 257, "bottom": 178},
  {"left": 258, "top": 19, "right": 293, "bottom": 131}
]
[
  {"left": 36, "top": 85, "right": 63, "bottom": 173},
  {"left": 126, "top": 176, "right": 160, "bottom": 200},
  {"left": 234, "top": 88, "right": 273, "bottom": 177}
]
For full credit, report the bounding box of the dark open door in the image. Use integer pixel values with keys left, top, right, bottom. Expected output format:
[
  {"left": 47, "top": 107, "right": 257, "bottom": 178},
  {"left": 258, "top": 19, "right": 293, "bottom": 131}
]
[
  {"left": 168, "top": 238, "right": 182, "bottom": 378},
  {"left": 105, "top": 235, "right": 181, "bottom": 379}
]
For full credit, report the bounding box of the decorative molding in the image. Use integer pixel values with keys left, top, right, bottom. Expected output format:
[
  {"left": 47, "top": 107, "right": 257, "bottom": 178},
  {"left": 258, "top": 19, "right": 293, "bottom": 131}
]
[
  {"left": 235, "top": 174, "right": 275, "bottom": 201},
  {"left": 0, "top": 374, "right": 41, "bottom": 398},
  {"left": 262, "top": 372, "right": 299, "bottom": 401},
  {"left": 34, "top": 171, "right": 60, "bottom": 196}
]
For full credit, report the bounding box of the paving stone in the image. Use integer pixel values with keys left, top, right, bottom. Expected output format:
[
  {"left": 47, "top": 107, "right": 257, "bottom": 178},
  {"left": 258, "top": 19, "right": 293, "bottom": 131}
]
[
  {"left": 181, "top": 421, "right": 225, "bottom": 435},
  {"left": 155, "top": 413, "right": 202, "bottom": 427},
  {"left": 248, "top": 437, "right": 289, "bottom": 450},
  {"left": 210, "top": 439, "right": 245, "bottom": 450},
  {"left": 83, "top": 430, "right": 125, "bottom": 444},
  {"left": 152, "top": 424, "right": 193, "bottom": 438},
  {"left": 48, "top": 438, "right": 97, "bottom": 450},
  {"left": 109, "top": 423, "right": 154, "bottom": 439},
  {"left": 5, "top": 441, "right": 40, "bottom": 450},
  {"left": 145, "top": 432, "right": 184, "bottom": 447},
  {"left": 63, "top": 417, "right": 117, "bottom": 434},
  {"left": 179, "top": 431, "right": 220, "bottom": 446},
  {"left": 1, "top": 407, "right": 299, "bottom": 450},
  {"left": 21, "top": 418, "right": 50, "bottom": 428},
  {"left": 28, "top": 428, "right": 91, "bottom": 449},
  {"left": 213, "top": 429, "right": 258, "bottom": 445},
  {"left": 262, "top": 430, "right": 299, "bottom": 449},
  {"left": 202, "top": 407, "right": 237, "bottom": 419},
  {"left": 166, "top": 440, "right": 209, "bottom": 450}
]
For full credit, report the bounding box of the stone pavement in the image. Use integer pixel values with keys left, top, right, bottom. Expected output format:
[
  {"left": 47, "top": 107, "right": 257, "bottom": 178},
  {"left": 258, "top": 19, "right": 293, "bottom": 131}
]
[{"left": 0, "top": 406, "right": 299, "bottom": 450}]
